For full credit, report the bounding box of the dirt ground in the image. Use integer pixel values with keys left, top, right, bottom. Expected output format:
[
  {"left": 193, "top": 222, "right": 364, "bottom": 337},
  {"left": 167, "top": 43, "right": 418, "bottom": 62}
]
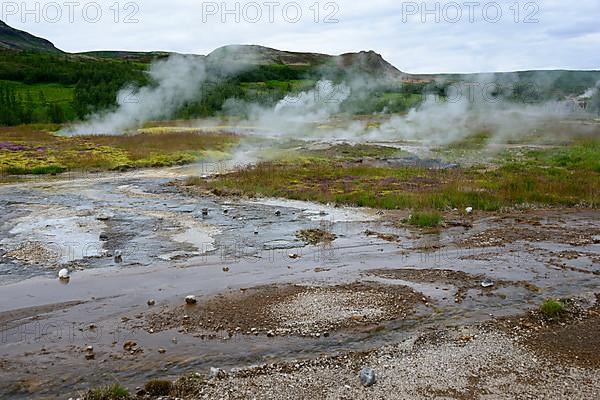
[{"left": 496, "top": 294, "right": 600, "bottom": 369}]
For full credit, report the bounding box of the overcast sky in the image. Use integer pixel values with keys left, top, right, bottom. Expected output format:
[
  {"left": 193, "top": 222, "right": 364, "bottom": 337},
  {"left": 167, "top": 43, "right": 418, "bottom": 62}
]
[{"left": 3, "top": 0, "right": 599, "bottom": 73}]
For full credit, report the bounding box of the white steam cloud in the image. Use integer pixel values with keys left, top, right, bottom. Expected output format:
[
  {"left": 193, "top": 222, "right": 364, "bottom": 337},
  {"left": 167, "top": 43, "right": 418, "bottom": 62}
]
[
  {"left": 223, "top": 80, "right": 352, "bottom": 138},
  {"left": 63, "top": 52, "right": 254, "bottom": 135},
  {"left": 65, "top": 51, "right": 599, "bottom": 147},
  {"left": 222, "top": 75, "right": 597, "bottom": 146}
]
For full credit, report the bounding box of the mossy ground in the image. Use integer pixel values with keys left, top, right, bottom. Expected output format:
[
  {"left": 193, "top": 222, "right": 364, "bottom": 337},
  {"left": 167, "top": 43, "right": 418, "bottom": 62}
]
[{"left": 0, "top": 125, "right": 238, "bottom": 176}]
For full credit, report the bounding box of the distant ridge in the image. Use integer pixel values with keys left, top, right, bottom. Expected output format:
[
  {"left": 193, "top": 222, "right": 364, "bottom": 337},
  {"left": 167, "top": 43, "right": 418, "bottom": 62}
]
[
  {"left": 207, "top": 45, "right": 406, "bottom": 79},
  {"left": 0, "top": 20, "right": 62, "bottom": 52},
  {"left": 2, "top": 21, "right": 598, "bottom": 89}
]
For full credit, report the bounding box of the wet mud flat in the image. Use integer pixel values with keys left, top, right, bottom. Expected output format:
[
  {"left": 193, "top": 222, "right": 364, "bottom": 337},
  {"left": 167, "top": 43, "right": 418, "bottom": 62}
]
[{"left": 0, "top": 168, "right": 598, "bottom": 398}]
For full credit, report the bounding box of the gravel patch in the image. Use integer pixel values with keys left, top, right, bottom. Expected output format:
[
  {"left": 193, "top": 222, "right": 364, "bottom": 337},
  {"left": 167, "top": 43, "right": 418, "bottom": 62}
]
[
  {"left": 144, "top": 283, "right": 426, "bottom": 338},
  {"left": 271, "top": 288, "right": 390, "bottom": 335},
  {"left": 169, "top": 326, "right": 600, "bottom": 399}
]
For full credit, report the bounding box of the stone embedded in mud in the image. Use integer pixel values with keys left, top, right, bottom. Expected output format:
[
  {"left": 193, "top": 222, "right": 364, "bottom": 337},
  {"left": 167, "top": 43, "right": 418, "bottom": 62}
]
[
  {"left": 360, "top": 367, "right": 376, "bottom": 387},
  {"left": 481, "top": 279, "right": 495, "bottom": 288},
  {"left": 185, "top": 295, "right": 197, "bottom": 305},
  {"left": 123, "top": 341, "right": 138, "bottom": 352},
  {"left": 58, "top": 268, "right": 70, "bottom": 280},
  {"left": 96, "top": 214, "right": 110, "bottom": 221}
]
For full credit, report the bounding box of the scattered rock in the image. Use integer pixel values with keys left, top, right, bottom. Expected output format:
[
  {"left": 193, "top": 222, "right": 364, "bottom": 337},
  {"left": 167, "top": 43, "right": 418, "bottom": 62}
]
[
  {"left": 123, "top": 340, "right": 142, "bottom": 354},
  {"left": 288, "top": 253, "right": 300, "bottom": 259},
  {"left": 114, "top": 250, "right": 123, "bottom": 263},
  {"left": 202, "top": 208, "right": 209, "bottom": 216},
  {"left": 466, "top": 207, "right": 474, "bottom": 214},
  {"left": 223, "top": 267, "right": 230, "bottom": 272},
  {"left": 360, "top": 367, "right": 376, "bottom": 387},
  {"left": 123, "top": 341, "right": 137, "bottom": 351},
  {"left": 147, "top": 299, "right": 156, "bottom": 306},
  {"left": 275, "top": 210, "right": 281, "bottom": 216},
  {"left": 209, "top": 367, "right": 226, "bottom": 379},
  {"left": 158, "top": 348, "right": 166, "bottom": 354},
  {"left": 99, "top": 233, "right": 109, "bottom": 241},
  {"left": 185, "top": 295, "right": 197, "bottom": 305},
  {"left": 83, "top": 345, "right": 95, "bottom": 360}
]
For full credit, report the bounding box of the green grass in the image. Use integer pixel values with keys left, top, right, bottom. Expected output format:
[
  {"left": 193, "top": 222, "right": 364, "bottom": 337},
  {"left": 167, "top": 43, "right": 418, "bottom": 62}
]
[
  {"left": 406, "top": 212, "right": 444, "bottom": 228},
  {"left": 4, "top": 165, "right": 66, "bottom": 175},
  {"left": 378, "top": 92, "right": 422, "bottom": 111},
  {"left": 189, "top": 139, "right": 599, "bottom": 211},
  {"left": 0, "top": 79, "right": 76, "bottom": 119},
  {"left": 540, "top": 299, "right": 565, "bottom": 318},
  {"left": 529, "top": 139, "right": 600, "bottom": 172},
  {"left": 84, "top": 383, "right": 129, "bottom": 400},
  {"left": 302, "top": 143, "right": 408, "bottom": 161}
]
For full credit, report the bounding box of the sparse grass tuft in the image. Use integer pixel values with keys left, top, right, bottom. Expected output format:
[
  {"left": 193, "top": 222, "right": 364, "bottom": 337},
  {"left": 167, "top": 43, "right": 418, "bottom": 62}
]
[
  {"left": 84, "top": 383, "right": 129, "bottom": 400},
  {"left": 144, "top": 379, "right": 173, "bottom": 396},
  {"left": 406, "top": 212, "right": 444, "bottom": 228},
  {"left": 540, "top": 299, "right": 565, "bottom": 318}
]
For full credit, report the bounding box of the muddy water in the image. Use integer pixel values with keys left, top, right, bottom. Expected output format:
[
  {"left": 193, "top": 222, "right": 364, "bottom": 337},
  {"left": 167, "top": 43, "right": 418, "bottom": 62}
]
[{"left": 0, "top": 165, "right": 598, "bottom": 399}]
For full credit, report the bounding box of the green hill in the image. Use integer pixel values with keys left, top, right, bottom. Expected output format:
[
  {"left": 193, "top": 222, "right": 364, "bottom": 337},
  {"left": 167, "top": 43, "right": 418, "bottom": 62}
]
[
  {"left": 0, "top": 21, "right": 599, "bottom": 127},
  {"left": 0, "top": 20, "right": 61, "bottom": 52}
]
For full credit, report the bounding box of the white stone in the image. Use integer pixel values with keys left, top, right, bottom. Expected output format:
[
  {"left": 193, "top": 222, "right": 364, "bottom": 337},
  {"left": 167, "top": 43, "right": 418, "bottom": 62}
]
[{"left": 58, "top": 268, "right": 70, "bottom": 280}]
